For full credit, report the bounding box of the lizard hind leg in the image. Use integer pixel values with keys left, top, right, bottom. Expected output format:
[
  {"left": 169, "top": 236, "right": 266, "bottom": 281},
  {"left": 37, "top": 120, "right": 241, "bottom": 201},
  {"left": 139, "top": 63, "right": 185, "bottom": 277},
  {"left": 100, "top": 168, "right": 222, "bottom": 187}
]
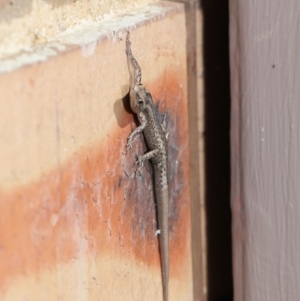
[
  {"left": 135, "top": 149, "right": 159, "bottom": 174},
  {"left": 135, "top": 149, "right": 159, "bottom": 176}
]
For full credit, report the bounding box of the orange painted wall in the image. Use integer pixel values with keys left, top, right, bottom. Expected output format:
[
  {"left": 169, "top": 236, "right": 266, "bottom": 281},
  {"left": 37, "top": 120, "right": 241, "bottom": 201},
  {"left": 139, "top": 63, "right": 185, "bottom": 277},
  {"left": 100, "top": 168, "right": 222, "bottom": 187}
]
[{"left": 0, "top": 3, "right": 193, "bottom": 300}]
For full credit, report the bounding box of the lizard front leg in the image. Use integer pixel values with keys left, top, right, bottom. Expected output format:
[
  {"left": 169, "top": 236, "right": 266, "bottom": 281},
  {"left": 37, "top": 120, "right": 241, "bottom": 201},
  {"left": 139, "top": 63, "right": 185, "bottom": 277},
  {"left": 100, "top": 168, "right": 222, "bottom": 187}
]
[
  {"left": 126, "top": 112, "right": 147, "bottom": 150},
  {"left": 161, "top": 114, "right": 169, "bottom": 141}
]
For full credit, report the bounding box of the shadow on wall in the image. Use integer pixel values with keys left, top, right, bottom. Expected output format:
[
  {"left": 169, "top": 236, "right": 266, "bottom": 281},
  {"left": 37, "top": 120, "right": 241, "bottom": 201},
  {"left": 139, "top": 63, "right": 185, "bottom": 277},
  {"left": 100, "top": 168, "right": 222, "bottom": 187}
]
[{"left": 201, "top": 0, "right": 233, "bottom": 300}]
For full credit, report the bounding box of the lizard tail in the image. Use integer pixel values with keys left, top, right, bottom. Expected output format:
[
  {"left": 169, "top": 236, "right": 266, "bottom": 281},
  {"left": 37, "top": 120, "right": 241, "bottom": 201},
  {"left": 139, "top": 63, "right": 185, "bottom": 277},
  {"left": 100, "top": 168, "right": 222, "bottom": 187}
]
[
  {"left": 155, "top": 186, "right": 169, "bottom": 301},
  {"left": 126, "top": 31, "right": 142, "bottom": 86}
]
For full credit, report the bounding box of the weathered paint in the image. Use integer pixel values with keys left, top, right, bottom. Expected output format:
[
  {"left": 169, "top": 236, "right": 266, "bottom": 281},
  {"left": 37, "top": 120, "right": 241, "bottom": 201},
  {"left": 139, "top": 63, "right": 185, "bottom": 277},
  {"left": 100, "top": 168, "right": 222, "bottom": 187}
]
[
  {"left": 0, "top": 72, "right": 190, "bottom": 299},
  {"left": 0, "top": 6, "right": 193, "bottom": 301},
  {"left": 230, "top": 1, "right": 300, "bottom": 300}
]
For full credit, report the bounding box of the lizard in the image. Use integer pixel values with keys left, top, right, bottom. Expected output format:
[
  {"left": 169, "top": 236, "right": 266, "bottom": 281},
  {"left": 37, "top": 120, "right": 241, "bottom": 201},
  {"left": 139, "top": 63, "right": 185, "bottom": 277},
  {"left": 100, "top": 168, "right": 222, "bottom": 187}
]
[{"left": 125, "top": 31, "right": 169, "bottom": 301}]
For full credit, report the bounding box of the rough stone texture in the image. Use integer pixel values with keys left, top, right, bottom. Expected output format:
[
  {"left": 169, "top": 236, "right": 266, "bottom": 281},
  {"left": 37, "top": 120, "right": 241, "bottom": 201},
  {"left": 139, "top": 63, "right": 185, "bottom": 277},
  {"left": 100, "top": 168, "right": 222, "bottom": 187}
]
[{"left": 0, "top": 0, "right": 158, "bottom": 58}]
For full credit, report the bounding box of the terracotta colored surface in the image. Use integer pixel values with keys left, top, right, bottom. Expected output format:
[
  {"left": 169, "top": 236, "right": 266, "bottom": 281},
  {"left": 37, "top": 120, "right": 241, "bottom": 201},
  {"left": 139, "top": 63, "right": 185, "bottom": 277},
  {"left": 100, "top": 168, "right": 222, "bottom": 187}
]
[
  {"left": 0, "top": 4, "right": 193, "bottom": 301},
  {"left": 230, "top": 0, "right": 300, "bottom": 300}
]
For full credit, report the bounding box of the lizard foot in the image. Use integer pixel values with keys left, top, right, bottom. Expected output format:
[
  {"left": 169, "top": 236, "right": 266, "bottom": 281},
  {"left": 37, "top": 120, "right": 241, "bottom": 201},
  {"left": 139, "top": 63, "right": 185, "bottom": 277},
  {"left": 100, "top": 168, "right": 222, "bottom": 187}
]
[
  {"left": 161, "top": 114, "right": 169, "bottom": 141},
  {"left": 135, "top": 155, "right": 144, "bottom": 176},
  {"left": 126, "top": 138, "right": 133, "bottom": 151}
]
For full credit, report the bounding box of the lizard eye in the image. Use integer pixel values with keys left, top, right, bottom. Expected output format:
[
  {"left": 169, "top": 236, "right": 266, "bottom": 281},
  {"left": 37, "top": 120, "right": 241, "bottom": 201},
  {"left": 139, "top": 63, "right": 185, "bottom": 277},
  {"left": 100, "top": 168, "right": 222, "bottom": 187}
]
[{"left": 138, "top": 98, "right": 143, "bottom": 104}]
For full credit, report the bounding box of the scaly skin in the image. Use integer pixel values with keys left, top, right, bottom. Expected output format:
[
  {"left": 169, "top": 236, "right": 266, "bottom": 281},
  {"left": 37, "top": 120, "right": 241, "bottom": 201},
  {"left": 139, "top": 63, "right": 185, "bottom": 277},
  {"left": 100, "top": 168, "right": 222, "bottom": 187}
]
[{"left": 126, "top": 32, "right": 169, "bottom": 301}]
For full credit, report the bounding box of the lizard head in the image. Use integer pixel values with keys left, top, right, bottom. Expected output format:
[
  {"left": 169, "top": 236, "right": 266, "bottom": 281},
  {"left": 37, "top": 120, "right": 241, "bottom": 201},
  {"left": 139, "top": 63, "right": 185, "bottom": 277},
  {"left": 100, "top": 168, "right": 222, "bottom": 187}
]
[{"left": 130, "top": 85, "right": 147, "bottom": 113}]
